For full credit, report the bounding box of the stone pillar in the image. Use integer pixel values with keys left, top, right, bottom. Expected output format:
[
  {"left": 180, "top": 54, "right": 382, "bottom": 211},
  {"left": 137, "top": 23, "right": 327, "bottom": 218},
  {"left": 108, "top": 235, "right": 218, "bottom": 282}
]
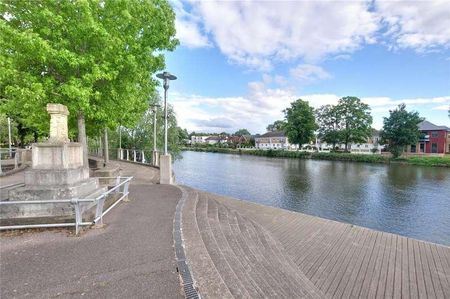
[
  {"left": 159, "top": 154, "right": 173, "bottom": 184},
  {"left": 47, "top": 104, "right": 70, "bottom": 143}
]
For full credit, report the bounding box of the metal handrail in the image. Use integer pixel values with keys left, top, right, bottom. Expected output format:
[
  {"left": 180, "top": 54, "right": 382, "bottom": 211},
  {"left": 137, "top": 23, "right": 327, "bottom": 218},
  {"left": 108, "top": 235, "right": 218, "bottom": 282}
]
[{"left": 0, "top": 176, "right": 133, "bottom": 234}]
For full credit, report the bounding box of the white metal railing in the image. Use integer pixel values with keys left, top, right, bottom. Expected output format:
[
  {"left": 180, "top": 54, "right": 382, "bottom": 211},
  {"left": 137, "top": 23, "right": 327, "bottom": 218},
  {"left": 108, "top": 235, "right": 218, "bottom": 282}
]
[
  {"left": 89, "top": 147, "right": 159, "bottom": 166},
  {"left": 0, "top": 176, "right": 133, "bottom": 235}
]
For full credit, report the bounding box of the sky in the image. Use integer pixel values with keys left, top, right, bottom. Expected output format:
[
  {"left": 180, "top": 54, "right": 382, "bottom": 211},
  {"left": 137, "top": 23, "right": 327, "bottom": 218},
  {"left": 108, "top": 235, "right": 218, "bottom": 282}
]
[{"left": 160, "top": 0, "right": 450, "bottom": 134}]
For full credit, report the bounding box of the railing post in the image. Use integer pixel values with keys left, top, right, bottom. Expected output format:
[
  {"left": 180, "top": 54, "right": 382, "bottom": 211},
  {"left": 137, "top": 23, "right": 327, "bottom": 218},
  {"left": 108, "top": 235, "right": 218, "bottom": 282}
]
[
  {"left": 72, "top": 199, "right": 82, "bottom": 235},
  {"left": 133, "top": 150, "right": 137, "bottom": 162},
  {"left": 0, "top": 155, "right": 3, "bottom": 174},
  {"left": 14, "top": 152, "right": 18, "bottom": 169},
  {"left": 126, "top": 149, "right": 129, "bottom": 161},
  {"left": 142, "top": 150, "right": 145, "bottom": 163},
  {"left": 94, "top": 194, "right": 106, "bottom": 226},
  {"left": 123, "top": 180, "right": 130, "bottom": 202},
  {"left": 115, "top": 176, "right": 121, "bottom": 193}
]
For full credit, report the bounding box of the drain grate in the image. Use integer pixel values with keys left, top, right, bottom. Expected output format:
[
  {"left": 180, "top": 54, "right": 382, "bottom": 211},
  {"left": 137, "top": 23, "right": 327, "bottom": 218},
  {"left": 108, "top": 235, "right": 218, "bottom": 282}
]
[{"left": 174, "top": 187, "right": 200, "bottom": 299}]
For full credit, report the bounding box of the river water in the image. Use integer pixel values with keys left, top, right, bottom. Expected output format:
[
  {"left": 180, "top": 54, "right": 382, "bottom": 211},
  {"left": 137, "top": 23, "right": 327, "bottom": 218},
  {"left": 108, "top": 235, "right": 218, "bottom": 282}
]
[{"left": 173, "top": 151, "right": 450, "bottom": 245}]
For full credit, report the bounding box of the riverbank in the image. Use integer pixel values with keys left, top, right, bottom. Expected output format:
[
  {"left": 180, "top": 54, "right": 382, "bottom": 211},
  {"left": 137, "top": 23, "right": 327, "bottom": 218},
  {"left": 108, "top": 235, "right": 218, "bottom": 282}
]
[{"left": 182, "top": 147, "right": 450, "bottom": 167}]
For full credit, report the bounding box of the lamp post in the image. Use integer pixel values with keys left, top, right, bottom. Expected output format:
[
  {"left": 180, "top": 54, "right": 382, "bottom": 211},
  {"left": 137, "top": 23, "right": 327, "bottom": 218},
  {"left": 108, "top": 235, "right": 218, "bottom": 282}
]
[
  {"left": 156, "top": 71, "right": 177, "bottom": 184},
  {"left": 8, "top": 117, "right": 12, "bottom": 158},
  {"left": 156, "top": 71, "right": 177, "bottom": 155},
  {"left": 149, "top": 104, "right": 161, "bottom": 166}
]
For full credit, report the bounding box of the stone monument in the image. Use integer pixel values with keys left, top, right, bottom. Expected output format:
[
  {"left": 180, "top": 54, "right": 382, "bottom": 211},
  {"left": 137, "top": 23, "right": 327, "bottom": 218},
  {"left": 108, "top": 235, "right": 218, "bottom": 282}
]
[{"left": 7, "top": 104, "right": 102, "bottom": 217}]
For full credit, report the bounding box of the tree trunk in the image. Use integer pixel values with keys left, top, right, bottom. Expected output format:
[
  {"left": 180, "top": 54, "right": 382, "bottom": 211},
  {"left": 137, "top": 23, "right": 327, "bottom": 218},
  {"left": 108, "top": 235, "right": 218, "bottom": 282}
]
[
  {"left": 77, "top": 111, "right": 89, "bottom": 169},
  {"left": 103, "top": 127, "right": 109, "bottom": 166}
]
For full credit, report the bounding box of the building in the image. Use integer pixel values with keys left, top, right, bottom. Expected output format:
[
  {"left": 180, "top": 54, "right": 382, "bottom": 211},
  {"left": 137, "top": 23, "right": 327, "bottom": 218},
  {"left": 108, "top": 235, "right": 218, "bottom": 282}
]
[
  {"left": 191, "top": 136, "right": 210, "bottom": 144},
  {"left": 405, "top": 120, "right": 450, "bottom": 154},
  {"left": 228, "top": 135, "right": 250, "bottom": 147},
  {"left": 255, "top": 131, "right": 294, "bottom": 150},
  {"left": 205, "top": 136, "right": 227, "bottom": 145}
]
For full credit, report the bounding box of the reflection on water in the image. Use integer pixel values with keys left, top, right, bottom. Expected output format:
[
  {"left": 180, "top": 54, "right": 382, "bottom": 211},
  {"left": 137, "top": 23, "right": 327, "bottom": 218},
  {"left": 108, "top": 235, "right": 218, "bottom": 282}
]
[{"left": 173, "top": 151, "right": 450, "bottom": 245}]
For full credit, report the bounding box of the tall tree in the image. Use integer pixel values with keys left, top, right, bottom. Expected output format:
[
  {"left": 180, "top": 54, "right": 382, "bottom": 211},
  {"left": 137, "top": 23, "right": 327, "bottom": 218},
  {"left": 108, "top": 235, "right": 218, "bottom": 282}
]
[
  {"left": 381, "top": 104, "right": 423, "bottom": 158},
  {"left": 234, "top": 128, "right": 251, "bottom": 136},
  {"left": 283, "top": 99, "right": 317, "bottom": 147},
  {"left": 316, "top": 104, "right": 341, "bottom": 149},
  {"left": 266, "top": 120, "right": 286, "bottom": 132},
  {"left": 335, "top": 96, "right": 372, "bottom": 151},
  {"left": 0, "top": 0, "right": 178, "bottom": 166}
]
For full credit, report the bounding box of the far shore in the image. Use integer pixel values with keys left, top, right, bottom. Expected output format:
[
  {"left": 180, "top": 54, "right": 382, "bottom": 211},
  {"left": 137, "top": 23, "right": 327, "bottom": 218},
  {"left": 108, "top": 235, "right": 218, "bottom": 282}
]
[{"left": 181, "top": 147, "right": 450, "bottom": 168}]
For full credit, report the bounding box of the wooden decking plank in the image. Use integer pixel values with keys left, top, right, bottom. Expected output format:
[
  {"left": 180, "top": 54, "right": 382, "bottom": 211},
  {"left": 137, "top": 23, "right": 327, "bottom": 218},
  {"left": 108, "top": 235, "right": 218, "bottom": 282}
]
[
  {"left": 349, "top": 229, "right": 380, "bottom": 298},
  {"left": 328, "top": 225, "right": 369, "bottom": 298},
  {"left": 359, "top": 231, "right": 385, "bottom": 298},
  {"left": 406, "top": 237, "right": 419, "bottom": 299},
  {"left": 412, "top": 239, "right": 428, "bottom": 298},
  {"left": 432, "top": 245, "right": 450, "bottom": 297},
  {"left": 393, "top": 235, "right": 402, "bottom": 299},
  {"left": 283, "top": 216, "right": 319, "bottom": 253},
  {"left": 419, "top": 241, "right": 443, "bottom": 298},
  {"left": 318, "top": 226, "right": 364, "bottom": 293},
  {"left": 338, "top": 226, "right": 376, "bottom": 298},
  {"left": 313, "top": 226, "right": 359, "bottom": 290},
  {"left": 368, "top": 232, "right": 390, "bottom": 298},
  {"left": 375, "top": 232, "right": 394, "bottom": 299},
  {"left": 297, "top": 219, "right": 344, "bottom": 271},
  {"left": 382, "top": 233, "right": 398, "bottom": 299},
  {"left": 303, "top": 222, "right": 350, "bottom": 278}
]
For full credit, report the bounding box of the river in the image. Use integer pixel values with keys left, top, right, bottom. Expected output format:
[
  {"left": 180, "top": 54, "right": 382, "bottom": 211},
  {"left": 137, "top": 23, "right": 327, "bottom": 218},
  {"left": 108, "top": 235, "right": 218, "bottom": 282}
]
[{"left": 173, "top": 151, "right": 450, "bottom": 245}]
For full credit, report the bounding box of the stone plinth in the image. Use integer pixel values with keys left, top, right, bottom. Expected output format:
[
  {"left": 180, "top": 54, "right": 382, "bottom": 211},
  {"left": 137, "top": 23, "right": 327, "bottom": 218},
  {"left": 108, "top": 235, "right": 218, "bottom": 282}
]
[
  {"left": 159, "top": 154, "right": 173, "bottom": 184},
  {"left": 47, "top": 103, "right": 70, "bottom": 143},
  {"left": 3, "top": 103, "right": 103, "bottom": 219},
  {"left": 32, "top": 143, "right": 84, "bottom": 170}
]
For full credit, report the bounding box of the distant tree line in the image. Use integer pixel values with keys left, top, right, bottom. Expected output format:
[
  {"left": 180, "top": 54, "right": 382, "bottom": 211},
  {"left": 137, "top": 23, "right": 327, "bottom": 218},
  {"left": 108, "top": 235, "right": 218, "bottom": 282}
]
[{"left": 266, "top": 96, "right": 424, "bottom": 158}]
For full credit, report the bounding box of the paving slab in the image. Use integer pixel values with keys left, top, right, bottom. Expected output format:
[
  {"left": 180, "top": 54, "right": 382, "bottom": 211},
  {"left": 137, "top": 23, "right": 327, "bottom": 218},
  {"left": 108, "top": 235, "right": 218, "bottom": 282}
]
[{"left": 0, "top": 184, "right": 183, "bottom": 299}]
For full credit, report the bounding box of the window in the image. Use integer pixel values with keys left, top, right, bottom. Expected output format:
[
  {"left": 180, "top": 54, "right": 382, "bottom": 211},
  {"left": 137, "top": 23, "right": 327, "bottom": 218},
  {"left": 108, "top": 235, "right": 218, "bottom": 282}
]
[
  {"left": 431, "top": 131, "right": 439, "bottom": 138},
  {"left": 431, "top": 143, "right": 438, "bottom": 153},
  {"left": 410, "top": 144, "right": 416, "bottom": 153},
  {"left": 420, "top": 143, "right": 425, "bottom": 153}
]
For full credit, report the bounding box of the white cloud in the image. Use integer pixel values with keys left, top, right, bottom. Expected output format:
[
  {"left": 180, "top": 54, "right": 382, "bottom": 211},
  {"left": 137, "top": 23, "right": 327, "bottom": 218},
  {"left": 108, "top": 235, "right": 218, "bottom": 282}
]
[
  {"left": 170, "top": 0, "right": 210, "bottom": 48},
  {"left": 171, "top": 81, "right": 450, "bottom": 133},
  {"left": 172, "top": 0, "right": 450, "bottom": 68},
  {"left": 432, "top": 104, "right": 450, "bottom": 111},
  {"left": 179, "top": 0, "right": 379, "bottom": 69},
  {"left": 290, "top": 64, "right": 332, "bottom": 83},
  {"left": 377, "top": 0, "right": 450, "bottom": 52}
]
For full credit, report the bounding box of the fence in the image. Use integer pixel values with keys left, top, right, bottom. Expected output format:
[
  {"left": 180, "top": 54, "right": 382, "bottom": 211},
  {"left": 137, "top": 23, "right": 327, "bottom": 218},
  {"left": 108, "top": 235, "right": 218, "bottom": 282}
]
[
  {"left": 89, "top": 147, "right": 158, "bottom": 166},
  {"left": 0, "top": 176, "right": 133, "bottom": 235},
  {"left": 0, "top": 148, "right": 32, "bottom": 175}
]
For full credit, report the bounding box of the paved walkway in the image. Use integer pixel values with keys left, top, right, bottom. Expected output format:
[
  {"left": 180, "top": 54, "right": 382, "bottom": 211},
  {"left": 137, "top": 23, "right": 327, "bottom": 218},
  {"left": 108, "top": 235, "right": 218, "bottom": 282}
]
[{"left": 1, "top": 162, "right": 182, "bottom": 298}]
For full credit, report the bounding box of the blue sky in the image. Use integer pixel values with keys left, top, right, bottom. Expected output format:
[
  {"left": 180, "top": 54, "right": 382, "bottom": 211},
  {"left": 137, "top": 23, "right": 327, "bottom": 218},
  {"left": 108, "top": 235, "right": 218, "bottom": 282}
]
[{"left": 161, "top": 0, "right": 450, "bottom": 134}]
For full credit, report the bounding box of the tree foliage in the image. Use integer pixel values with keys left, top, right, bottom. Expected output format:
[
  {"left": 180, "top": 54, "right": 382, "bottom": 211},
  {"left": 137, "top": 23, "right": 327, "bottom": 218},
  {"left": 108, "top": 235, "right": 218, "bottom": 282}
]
[
  {"left": 283, "top": 99, "right": 317, "bottom": 146},
  {"left": 0, "top": 0, "right": 178, "bottom": 136},
  {"left": 234, "top": 128, "right": 251, "bottom": 136},
  {"left": 266, "top": 120, "right": 286, "bottom": 132},
  {"left": 316, "top": 104, "right": 341, "bottom": 148},
  {"left": 381, "top": 104, "right": 423, "bottom": 158},
  {"left": 335, "top": 97, "right": 373, "bottom": 151}
]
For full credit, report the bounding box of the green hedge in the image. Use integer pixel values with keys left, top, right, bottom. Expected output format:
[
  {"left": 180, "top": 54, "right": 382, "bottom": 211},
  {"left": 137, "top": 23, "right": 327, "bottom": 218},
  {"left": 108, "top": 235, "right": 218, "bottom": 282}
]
[{"left": 182, "top": 147, "right": 449, "bottom": 167}]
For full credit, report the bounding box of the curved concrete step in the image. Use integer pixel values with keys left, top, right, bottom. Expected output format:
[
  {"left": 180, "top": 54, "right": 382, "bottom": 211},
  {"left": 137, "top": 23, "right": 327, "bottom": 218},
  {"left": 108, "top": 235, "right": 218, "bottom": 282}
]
[
  {"left": 178, "top": 186, "right": 233, "bottom": 299},
  {"left": 180, "top": 187, "right": 325, "bottom": 298}
]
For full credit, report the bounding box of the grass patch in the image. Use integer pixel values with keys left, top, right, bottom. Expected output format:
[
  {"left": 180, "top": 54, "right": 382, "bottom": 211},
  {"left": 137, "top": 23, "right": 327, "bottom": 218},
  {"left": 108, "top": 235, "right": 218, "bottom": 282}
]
[{"left": 395, "top": 156, "right": 450, "bottom": 167}]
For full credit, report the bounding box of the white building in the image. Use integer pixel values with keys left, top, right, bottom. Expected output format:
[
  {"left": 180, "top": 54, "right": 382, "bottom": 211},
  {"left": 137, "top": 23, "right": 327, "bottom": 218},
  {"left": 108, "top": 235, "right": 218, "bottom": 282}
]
[
  {"left": 191, "top": 136, "right": 210, "bottom": 144},
  {"left": 255, "top": 132, "right": 294, "bottom": 150},
  {"left": 205, "top": 136, "right": 228, "bottom": 145}
]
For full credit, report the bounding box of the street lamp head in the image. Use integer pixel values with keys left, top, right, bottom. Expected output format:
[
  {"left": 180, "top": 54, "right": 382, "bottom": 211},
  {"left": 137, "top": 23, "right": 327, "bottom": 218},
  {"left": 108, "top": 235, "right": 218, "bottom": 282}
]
[{"left": 157, "top": 71, "right": 177, "bottom": 90}]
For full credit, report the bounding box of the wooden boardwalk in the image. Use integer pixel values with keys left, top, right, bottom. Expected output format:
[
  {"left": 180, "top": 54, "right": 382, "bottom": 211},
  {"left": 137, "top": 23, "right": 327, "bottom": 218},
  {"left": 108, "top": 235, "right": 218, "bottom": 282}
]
[{"left": 182, "top": 188, "right": 450, "bottom": 298}]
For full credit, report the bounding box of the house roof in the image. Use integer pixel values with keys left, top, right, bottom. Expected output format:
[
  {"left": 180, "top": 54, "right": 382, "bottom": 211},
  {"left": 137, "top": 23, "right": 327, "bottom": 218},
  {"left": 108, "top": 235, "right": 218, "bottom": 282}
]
[
  {"left": 419, "top": 120, "right": 450, "bottom": 131},
  {"left": 259, "top": 131, "right": 285, "bottom": 138}
]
